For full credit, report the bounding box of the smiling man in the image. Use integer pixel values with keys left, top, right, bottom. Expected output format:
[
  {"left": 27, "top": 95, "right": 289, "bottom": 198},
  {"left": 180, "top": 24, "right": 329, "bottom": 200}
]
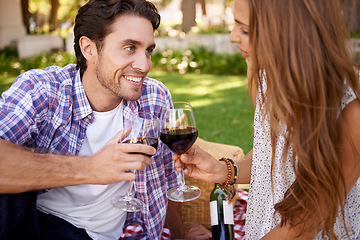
[{"left": 0, "top": 0, "right": 186, "bottom": 239}]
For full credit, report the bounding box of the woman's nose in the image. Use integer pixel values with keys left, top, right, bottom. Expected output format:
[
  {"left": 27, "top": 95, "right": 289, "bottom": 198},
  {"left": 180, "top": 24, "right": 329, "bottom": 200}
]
[{"left": 229, "top": 29, "right": 241, "bottom": 44}]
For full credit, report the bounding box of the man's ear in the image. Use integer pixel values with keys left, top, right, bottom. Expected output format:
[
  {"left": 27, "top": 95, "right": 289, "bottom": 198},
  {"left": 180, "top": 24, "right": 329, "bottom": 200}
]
[{"left": 79, "top": 36, "right": 97, "bottom": 64}]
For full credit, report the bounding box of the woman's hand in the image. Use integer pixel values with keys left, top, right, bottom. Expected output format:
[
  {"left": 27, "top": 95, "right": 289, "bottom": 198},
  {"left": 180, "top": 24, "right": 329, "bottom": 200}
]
[{"left": 172, "top": 144, "right": 228, "bottom": 184}]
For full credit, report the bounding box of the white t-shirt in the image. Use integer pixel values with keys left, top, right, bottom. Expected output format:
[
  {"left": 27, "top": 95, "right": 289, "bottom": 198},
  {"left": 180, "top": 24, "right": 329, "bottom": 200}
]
[
  {"left": 245, "top": 80, "right": 360, "bottom": 239},
  {"left": 37, "top": 102, "right": 131, "bottom": 240}
]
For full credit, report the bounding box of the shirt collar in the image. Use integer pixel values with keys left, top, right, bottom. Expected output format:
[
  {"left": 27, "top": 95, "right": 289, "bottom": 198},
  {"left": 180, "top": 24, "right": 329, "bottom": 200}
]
[{"left": 72, "top": 69, "right": 93, "bottom": 121}]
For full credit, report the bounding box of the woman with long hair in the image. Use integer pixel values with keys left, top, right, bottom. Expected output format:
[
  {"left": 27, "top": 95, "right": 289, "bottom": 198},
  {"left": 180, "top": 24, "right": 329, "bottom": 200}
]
[{"left": 173, "top": 0, "right": 360, "bottom": 239}]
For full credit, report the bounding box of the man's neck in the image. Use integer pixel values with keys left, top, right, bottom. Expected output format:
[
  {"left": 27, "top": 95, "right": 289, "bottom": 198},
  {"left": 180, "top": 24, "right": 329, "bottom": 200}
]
[{"left": 81, "top": 70, "right": 123, "bottom": 112}]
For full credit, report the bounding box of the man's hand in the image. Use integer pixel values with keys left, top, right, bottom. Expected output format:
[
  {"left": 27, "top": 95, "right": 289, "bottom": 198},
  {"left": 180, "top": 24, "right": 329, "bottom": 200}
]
[{"left": 85, "top": 129, "right": 155, "bottom": 184}]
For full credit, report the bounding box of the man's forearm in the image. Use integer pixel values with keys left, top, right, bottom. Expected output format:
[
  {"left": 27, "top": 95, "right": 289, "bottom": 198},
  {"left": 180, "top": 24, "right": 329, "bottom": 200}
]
[{"left": 0, "top": 139, "right": 87, "bottom": 193}]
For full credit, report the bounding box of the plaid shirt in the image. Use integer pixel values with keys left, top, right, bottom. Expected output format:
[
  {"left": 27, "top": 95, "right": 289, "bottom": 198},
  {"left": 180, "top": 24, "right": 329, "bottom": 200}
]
[{"left": 0, "top": 64, "right": 180, "bottom": 239}]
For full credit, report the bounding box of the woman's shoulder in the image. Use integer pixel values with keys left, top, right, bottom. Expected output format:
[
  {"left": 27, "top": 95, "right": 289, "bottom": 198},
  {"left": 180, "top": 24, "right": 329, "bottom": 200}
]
[{"left": 341, "top": 98, "right": 360, "bottom": 128}]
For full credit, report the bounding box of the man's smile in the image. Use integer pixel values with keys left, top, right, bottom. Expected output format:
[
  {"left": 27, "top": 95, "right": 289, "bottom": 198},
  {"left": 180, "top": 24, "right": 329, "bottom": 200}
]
[{"left": 123, "top": 75, "right": 143, "bottom": 83}]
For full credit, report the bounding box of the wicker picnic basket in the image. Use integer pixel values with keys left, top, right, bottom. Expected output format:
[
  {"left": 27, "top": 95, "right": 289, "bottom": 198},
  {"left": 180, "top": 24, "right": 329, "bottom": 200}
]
[{"left": 181, "top": 138, "right": 245, "bottom": 228}]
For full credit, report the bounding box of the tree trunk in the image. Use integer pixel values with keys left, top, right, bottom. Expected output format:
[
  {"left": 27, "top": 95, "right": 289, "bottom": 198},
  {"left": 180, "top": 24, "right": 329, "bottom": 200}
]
[
  {"left": 50, "top": 0, "right": 60, "bottom": 32},
  {"left": 20, "top": 0, "right": 30, "bottom": 34},
  {"left": 181, "top": 0, "right": 196, "bottom": 33},
  {"left": 199, "top": 0, "right": 206, "bottom": 16},
  {"left": 343, "top": 0, "right": 360, "bottom": 32}
]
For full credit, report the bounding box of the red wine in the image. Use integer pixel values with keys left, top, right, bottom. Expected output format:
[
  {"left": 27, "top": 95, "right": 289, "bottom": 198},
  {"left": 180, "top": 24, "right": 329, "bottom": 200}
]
[
  {"left": 124, "top": 137, "right": 158, "bottom": 157},
  {"left": 160, "top": 126, "right": 198, "bottom": 154}
]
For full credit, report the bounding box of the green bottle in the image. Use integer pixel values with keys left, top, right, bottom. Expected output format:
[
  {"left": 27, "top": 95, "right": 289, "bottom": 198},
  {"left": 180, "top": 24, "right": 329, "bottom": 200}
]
[{"left": 210, "top": 184, "right": 234, "bottom": 240}]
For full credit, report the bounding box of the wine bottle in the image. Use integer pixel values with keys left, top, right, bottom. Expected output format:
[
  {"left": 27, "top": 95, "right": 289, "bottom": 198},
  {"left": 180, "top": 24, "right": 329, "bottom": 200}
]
[{"left": 210, "top": 184, "right": 234, "bottom": 240}]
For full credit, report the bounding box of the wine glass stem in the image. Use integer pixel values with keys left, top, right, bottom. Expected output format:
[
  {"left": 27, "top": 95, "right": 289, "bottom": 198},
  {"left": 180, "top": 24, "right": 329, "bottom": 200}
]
[
  {"left": 179, "top": 163, "right": 188, "bottom": 190},
  {"left": 126, "top": 170, "right": 136, "bottom": 198},
  {"left": 127, "top": 182, "right": 134, "bottom": 197}
]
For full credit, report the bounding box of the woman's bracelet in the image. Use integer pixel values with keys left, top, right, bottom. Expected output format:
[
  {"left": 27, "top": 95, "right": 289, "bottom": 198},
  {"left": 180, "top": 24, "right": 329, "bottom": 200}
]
[
  {"left": 217, "top": 158, "right": 232, "bottom": 188},
  {"left": 228, "top": 158, "right": 238, "bottom": 185},
  {"left": 217, "top": 157, "right": 238, "bottom": 188}
]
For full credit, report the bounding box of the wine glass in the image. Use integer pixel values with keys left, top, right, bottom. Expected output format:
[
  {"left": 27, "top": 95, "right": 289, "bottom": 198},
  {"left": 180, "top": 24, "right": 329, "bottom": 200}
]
[
  {"left": 111, "top": 113, "right": 160, "bottom": 212},
  {"left": 160, "top": 101, "right": 201, "bottom": 202}
]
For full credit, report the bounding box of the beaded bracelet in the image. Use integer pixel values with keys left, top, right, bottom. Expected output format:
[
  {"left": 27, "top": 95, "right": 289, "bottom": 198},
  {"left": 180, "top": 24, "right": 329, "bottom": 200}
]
[
  {"left": 217, "top": 158, "right": 232, "bottom": 188},
  {"left": 217, "top": 158, "right": 239, "bottom": 188},
  {"left": 227, "top": 158, "right": 238, "bottom": 185}
]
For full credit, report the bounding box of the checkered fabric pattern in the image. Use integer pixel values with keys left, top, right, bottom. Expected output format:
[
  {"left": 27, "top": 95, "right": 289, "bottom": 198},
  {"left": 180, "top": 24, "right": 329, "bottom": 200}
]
[
  {"left": 120, "top": 189, "right": 248, "bottom": 239},
  {"left": 234, "top": 188, "right": 248, "bottom": 239}
]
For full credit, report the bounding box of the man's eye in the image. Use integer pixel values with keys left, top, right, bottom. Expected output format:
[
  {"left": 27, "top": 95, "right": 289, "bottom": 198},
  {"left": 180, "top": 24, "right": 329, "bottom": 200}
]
[
  {"left": 125, "top": 46, "right": 135, "bottom": 52},
  {"left": 146, "top": 49, "right": 154, "bottom": 55}
]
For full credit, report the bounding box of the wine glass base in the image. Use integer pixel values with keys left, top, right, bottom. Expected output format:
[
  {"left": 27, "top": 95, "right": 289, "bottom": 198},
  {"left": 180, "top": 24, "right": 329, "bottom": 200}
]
[
  {"left": 166, "top": 185, "right": 201, "bottom": 202},
  {"left": 111, "top": 196, "right": 145, "bottom": 212}
]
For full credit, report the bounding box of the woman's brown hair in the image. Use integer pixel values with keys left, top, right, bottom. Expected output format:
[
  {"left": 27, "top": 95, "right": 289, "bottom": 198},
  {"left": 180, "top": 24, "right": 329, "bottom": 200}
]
[{"left": 248, "top": 0, "right": 359, "bottom": 238}]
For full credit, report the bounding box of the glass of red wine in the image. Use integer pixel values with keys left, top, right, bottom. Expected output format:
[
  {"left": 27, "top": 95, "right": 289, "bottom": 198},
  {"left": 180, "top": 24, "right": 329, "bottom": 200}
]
[
  {"left": 160, "top": 101, "right": 201, "bottom": 202},
  {"left": 111, "top": 113, "right": 159, "bottom": 212}
]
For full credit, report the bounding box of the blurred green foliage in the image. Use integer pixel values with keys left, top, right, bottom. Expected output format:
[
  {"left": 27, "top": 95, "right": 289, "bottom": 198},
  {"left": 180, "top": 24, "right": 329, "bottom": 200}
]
[
  {"left": 350, "top": 31, "right": 360, "bottom": 38},
  {"left": 0, "top": 47, "right": 76, "bottom": 93},
  {"left": 0, "top": 46, "right": 247, "bottom": 91},
  {"left": 152, "top": 47, "right": 247, "bottom": 75}
]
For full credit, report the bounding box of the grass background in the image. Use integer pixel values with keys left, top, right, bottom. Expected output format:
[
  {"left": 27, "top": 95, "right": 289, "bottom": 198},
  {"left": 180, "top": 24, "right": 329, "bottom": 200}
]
[{"left": 148, "top": 71, "right": 254, "bottom": 154}]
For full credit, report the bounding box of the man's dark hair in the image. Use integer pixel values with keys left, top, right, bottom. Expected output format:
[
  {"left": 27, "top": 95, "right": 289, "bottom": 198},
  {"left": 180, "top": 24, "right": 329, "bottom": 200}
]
[{"left": 73, "top": 0, "right": 160, "bottom": 77}]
